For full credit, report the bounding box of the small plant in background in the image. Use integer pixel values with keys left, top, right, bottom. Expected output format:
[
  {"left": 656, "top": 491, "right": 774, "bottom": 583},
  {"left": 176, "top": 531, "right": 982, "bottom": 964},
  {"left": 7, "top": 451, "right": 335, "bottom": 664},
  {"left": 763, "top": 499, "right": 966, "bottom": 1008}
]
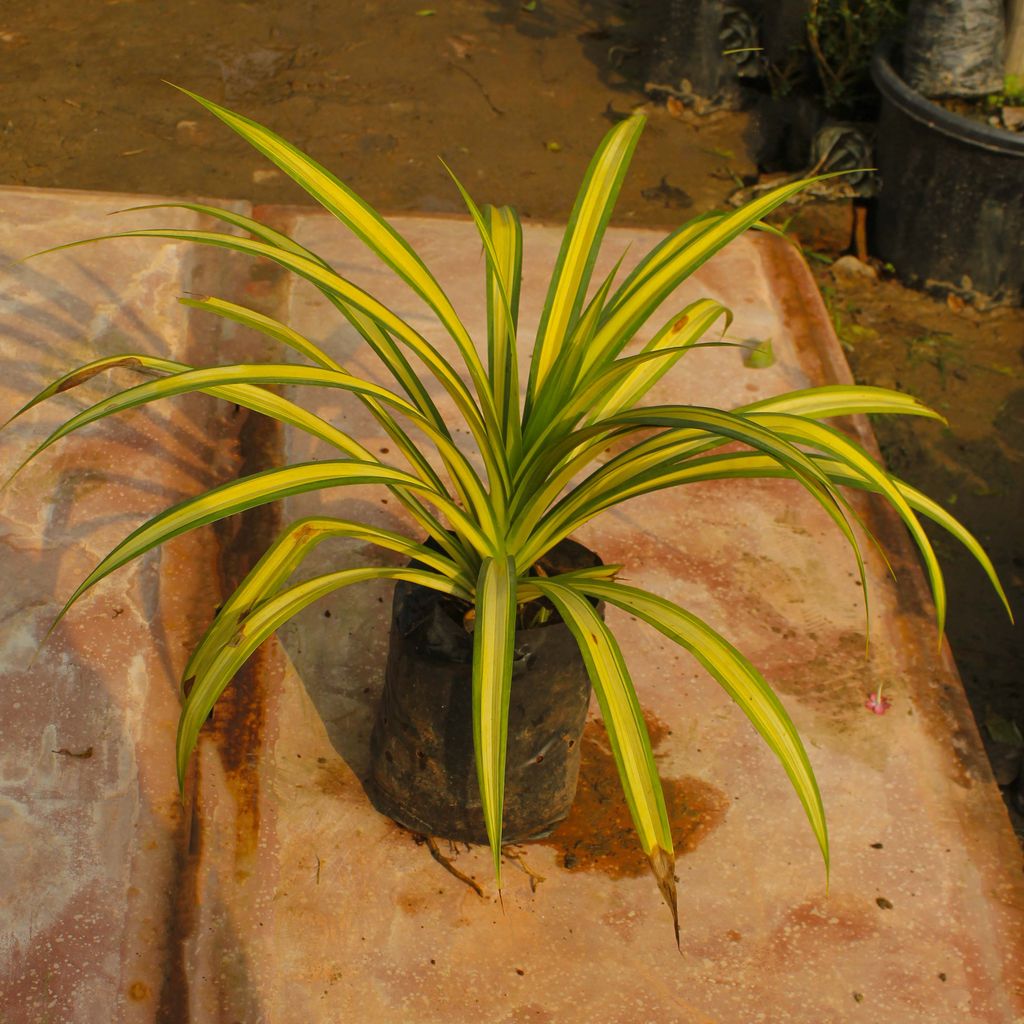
[
  {"left": 819, "top": 283, "right": 879, "bottom": 352},
  {"left": 4, "top": 88, "right": 1010, "bottom": 938},
  {"left": 1005, "top": 74, "right": 1024, "bottom": 102},
  {"left": 905, "top": 332, "right": 968, "bottom": 384},
  {"left": 806, "top": 0, "right": 908, "bottom": 115},
  {"left": 759, "top": 0, "right": 908, "bottom": 119}
]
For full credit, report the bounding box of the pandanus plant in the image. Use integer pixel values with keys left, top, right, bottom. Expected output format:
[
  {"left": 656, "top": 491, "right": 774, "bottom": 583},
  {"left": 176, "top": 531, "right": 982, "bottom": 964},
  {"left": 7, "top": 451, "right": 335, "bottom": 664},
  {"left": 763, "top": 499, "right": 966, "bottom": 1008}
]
[{"left": 5, "top": 88, "right": 1009, "bottom": 939}]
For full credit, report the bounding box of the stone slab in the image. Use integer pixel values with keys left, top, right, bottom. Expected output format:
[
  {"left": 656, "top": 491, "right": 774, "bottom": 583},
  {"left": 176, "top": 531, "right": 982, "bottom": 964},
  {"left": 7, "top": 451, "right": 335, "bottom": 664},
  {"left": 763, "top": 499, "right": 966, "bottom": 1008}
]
[
  {"left": 1, "top": 189, "right": 1021, "bottom": 1023},
  {"left": 219, "top": 210, "right": 1022, "bottom": 1023}
]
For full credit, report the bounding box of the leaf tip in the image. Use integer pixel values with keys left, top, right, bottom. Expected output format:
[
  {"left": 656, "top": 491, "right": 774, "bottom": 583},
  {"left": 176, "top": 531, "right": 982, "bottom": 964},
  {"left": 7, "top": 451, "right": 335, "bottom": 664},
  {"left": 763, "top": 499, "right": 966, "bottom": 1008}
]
[
  {"left": 649, "top": 845, "right": 680, "bottom": 947},
  {"left": 168, "top": 82, "right": 225, "bottom": 118},
  {"left": 818, "top": 822, "right": 831, "bottom": 887}
]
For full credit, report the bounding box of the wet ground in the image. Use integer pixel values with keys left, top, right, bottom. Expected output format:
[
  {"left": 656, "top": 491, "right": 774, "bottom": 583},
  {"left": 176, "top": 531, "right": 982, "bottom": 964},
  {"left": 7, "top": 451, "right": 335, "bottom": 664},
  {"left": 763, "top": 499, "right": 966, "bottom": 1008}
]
[{"left": 1, "top": 0, "right": 1021, "bottom": 830}]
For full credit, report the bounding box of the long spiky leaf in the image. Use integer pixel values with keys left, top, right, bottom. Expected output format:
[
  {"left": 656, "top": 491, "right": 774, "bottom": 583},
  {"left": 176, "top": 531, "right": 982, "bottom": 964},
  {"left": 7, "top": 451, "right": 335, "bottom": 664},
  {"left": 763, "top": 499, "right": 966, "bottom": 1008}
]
[
  {"left": 169, "top": 85, "right": 500, "bottom": 427},
  {"left": 27, "top": 228, "right": 510, "bottom": 500},
  {"left": 472, "top": 555, "right": 518, "bottom": 886},
  {"left": 6, "top": 361, "right": 499, "bottom": 538},
  {"left": 143, "top": 201, "right": 452, "bottom": 450},
  {"left": 526, "top": 114, "right": 645, "bottom": 411},
  {"left": 580, "top": 173, "right": 851, "bottom": 381},
  {"left": 185, "top": 517, "right": 471, "bottom": 687},
  {"left": 532, "top": 578, "right": 678, "bottom": 942},
  {"left": 0, "top": 352, "right": 469, "bottom": 567},
  {"left": 577, "top": 579, "right": 829, "bottom": 874},
  {"left": 483, "top": 205, "right": 523, "bottom": 462},
  {"left": 53, "top": 459, "right": 488, "bottom": 636},
  {"left": 178, "top": 566, "right": 464, "bottom": 786}
]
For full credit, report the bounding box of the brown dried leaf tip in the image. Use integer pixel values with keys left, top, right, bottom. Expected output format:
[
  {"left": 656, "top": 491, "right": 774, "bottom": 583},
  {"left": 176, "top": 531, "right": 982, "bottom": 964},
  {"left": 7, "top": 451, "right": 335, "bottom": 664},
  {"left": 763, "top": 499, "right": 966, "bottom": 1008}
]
[{"left": 649, "top": 846, "right": 680, "bottom": 948}]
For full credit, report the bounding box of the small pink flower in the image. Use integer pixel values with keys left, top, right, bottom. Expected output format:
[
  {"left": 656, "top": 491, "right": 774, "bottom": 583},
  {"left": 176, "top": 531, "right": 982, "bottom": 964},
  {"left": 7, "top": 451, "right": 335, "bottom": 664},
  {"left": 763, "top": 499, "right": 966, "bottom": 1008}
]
[{"left": 865, "top": 691, "right": 892, "bottom": 715}]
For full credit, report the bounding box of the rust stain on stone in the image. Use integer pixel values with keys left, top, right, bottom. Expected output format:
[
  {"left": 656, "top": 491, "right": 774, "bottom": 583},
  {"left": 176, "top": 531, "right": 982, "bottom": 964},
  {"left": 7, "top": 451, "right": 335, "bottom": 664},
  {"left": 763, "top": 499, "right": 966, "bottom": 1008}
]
[
  {"left": 208, "top": 397, "right": 283, "bottom": 863},
  {"left": 157, "top": 251, "right": 288, "bottom": 1016},
  {"left": 210, "top": 655, "right": 268, "bottom": 860},
  {"left": 314, "top": 759, "right": 354, "bottom": 799},
  {"left": 155, "top": 789, "right": 199, "bottom": 1023},
  {"left": 398, "top": 891, "right": 429, "bottom": 915},
  {"left": 755, "top": 232, "right": 843, "bottom": 390},
  {"left": 127, "top": 980, "right": 150, "bottom": 1001},
  {"left": 538, "top": 714, "right": 729, "bottom": 878}
]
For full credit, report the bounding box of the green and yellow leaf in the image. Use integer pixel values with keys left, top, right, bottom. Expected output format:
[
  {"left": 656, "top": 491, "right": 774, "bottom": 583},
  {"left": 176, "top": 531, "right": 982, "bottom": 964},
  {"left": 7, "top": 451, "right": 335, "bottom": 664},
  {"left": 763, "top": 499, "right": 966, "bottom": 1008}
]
[
  {"left": 581, "top": 174, "right": 848, "bottom": 379},
  {"left": 54, "top": 459, "right": 485, "bottom": 631},
  {"left": 472, "top": 555, "right": 518, "bottom": 884},
  {"left": 28, "top": 228, "right": 509, "bottom": 497},
  {"left": 178, "top": 566, "right": 463, "bottom": 786},
  {"left": 532, "top": 578, "right": 678, "bottom": 942},
  {"left": 577, "top": 578, "right": 829, "bottom": 875},
  {"left": 527, "top": 114, "right": 645, "bottom": 407},
  {"left": 185, "top": 516, "right": 471, "bottom": 688},
  {"left": 170, "top": 86, "right": 496, "bottom": 419}
]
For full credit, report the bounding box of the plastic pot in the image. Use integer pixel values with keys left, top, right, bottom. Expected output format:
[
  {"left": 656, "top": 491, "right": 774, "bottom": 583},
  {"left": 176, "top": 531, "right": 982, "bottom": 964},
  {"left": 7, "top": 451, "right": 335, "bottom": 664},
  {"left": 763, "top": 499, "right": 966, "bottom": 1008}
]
[
  {"left": 368, "top": 538, "right": 601, "bottom": 843},
  {"left": 870, "top": 43, "right": 1024, "bottom": 306}
]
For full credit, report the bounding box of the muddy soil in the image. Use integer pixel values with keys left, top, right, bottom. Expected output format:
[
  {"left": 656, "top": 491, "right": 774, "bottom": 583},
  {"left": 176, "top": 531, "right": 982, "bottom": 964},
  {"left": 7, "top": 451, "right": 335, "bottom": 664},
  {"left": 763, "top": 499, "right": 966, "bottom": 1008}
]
[
  {"left": 0, "top": 1, "right": 752, "bottom": 220},
  {"left": 1, "top": 1, "right": 1021, "bottom": 827}
]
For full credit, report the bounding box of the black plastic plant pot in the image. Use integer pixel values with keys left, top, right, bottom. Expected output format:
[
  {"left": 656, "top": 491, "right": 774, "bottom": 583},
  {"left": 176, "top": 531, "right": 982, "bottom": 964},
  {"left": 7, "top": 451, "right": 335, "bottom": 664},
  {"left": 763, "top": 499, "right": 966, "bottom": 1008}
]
[
  {"left": 870, "top": 43, "right": 1024, "bottom": 306},
  {"left": 368, "top": 538, "right": 601, "bottom": 844}
]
